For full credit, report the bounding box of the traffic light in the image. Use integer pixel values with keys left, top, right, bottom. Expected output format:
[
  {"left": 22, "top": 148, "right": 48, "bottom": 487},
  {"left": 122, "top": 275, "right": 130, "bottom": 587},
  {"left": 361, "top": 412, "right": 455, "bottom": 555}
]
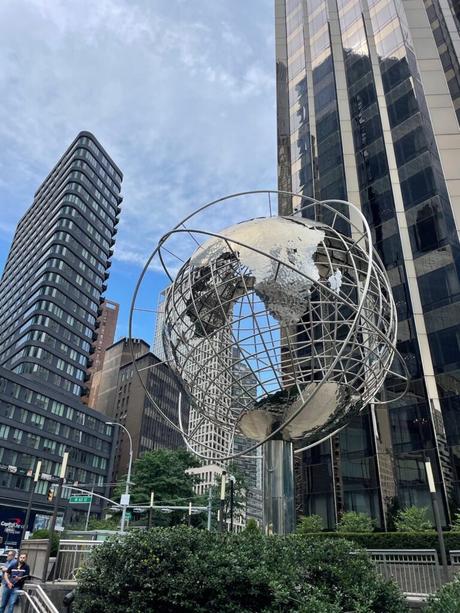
[{"left": 47, "top": 486, "right": 55, "bottom": 502}]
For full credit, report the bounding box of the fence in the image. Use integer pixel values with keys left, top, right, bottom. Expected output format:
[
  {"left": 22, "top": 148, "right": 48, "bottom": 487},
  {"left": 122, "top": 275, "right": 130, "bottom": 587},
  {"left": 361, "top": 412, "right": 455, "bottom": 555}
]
[
  {"left": 367, "top": 549, "right": 443, "bottom": 596},
  {"left": 53, "top": 540, "right": 102, "bottom": 581}
]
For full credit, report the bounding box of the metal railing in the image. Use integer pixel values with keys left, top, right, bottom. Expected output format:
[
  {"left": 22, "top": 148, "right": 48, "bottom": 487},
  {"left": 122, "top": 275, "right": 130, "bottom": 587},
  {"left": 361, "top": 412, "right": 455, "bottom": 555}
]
[
  {"left": 18, "top": 584, "right": 59, "bottom": 613},
  {"left": 53, "top": 540, "right": 102, "bottom": 581},
  {"left": 367, "top": 549, "right": 442, "bottom": 596},
  {"left": 450, "top": 550, "right": 460, "bottom": 568}
]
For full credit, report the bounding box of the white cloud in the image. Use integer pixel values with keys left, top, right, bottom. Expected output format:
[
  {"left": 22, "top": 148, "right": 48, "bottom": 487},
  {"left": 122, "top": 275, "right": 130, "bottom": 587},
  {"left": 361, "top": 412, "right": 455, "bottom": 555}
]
[{"left": 0, "top": 0, "right": 277, "bottom": 279}]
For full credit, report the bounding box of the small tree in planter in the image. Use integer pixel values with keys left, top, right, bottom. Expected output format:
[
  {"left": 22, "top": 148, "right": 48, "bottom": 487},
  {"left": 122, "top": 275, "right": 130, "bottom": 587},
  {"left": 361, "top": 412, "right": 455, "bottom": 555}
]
[
  {"left": 394, "top": 506, "right": 432, "bottom": 532},
  {"left": 337, "top": 511, "right": 374, "bottom": 533},
  {"left": 297, "top": 514, "right": 324, "bottom": 534}
]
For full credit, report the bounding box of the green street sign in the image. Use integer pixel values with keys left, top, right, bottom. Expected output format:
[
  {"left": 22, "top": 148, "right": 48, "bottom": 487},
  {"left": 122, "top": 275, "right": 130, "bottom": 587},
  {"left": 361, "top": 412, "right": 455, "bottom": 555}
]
[{"left": 69, "top": 495, "right": 92, "bottom": 504}]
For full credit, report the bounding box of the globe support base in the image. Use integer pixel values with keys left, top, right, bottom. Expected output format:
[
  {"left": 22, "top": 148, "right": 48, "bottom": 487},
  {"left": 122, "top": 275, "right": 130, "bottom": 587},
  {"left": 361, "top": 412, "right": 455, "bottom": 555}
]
[{"left": 263, "top": 439, "right": 295, "bottom": 534}]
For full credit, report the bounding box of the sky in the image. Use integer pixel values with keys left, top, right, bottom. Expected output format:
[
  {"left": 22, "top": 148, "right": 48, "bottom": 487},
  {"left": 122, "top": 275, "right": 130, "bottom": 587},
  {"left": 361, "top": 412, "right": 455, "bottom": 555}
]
[{"left": 0, "top": 0, "right": 277, "bottom": 344}]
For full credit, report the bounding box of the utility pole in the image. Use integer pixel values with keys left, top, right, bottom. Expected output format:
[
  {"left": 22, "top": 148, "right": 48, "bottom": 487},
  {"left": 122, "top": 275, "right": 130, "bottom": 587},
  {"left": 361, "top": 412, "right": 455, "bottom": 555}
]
[
  {"left": 84, "top": 486, "right": 94, "bottom": 532},
  {"left": 219, "top": 471, "right": 227, "bottom": 533},
  {"left": 107, "top": 421, "right": 133, "bottom": 533},
  {"left": 207, "top": 487, "right": 213, "bottom": 531},
  {"left": 188, "top": 501, "right": 192, "bottom": 527},
  {"left": 23, "top": 459, "right": 41, "bottom": 541},
  {"left": 44, "top": 451, "right": 69, "bottom": 581}
]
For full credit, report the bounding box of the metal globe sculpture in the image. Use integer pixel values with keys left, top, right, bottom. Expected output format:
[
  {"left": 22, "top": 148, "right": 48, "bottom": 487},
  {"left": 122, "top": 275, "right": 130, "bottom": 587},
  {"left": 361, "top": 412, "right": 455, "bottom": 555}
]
[{"left": 129, "top": 191, "right": 408, "bottom": 462}]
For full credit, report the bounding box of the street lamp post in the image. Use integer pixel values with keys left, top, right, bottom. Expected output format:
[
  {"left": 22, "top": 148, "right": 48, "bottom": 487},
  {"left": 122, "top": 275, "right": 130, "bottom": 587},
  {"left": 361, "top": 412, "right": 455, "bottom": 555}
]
[
  {"left": 107, "top": 421, "right": 133, "bottom": 533},
  {"left": 229, "top": 475, "right": 235, "bottom": 533}
]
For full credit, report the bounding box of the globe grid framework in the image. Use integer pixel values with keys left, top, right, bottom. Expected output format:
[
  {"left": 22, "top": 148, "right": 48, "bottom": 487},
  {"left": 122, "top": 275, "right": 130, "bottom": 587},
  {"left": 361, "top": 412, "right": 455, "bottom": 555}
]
[{"left": 129, "top": 191, "right": 408, "bottom": 461}]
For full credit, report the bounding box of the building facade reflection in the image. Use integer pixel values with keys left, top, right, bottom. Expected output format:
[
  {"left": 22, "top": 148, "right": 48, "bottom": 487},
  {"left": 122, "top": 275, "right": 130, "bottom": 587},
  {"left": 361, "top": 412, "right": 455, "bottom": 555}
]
[{"left": 275, "top": 0, "right": 460, "bottom": 528}]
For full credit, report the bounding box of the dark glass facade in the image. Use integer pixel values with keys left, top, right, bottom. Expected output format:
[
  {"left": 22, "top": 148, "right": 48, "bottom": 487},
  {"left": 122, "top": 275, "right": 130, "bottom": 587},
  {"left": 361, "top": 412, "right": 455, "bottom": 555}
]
[
  {"left": 92, "top": 338, "right": 189, "bottom": 482},
  {"left": 0, "top": 367, "right": 114, "bottom": 524},
  {"left": 0, "top": 132, "right": 122, "bottom": 398},
  {"left": 276, "top": 0, "right": 460, "bottom": 527}
]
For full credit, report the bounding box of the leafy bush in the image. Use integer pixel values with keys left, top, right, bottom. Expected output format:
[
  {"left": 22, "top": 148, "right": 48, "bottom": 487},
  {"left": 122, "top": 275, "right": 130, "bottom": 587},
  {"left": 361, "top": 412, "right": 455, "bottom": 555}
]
[
  {"left": 30, "top": 529, "right": 60, "bottom": 556},
  {"left": 337, "top": 511, "right": 374, "bottom": 533},
  {"left": 394, "top": 507, "right": 432, "bottom": 532},
  {"left": 244, "top": 518, "right": 260, "bottom": 533},
  {"left": 425, "top": 576, "right": 460, "bottom": 612},
  {"left": 74, "top": 527, "right": 407, "bottom": 612},
  {"left": 297, "top": 514, "right": 324, "bottom": 533}
]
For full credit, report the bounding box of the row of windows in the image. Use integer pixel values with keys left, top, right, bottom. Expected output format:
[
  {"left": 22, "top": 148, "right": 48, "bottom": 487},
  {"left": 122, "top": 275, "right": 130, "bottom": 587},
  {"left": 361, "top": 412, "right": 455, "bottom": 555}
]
[
  {"left": 27, "top": 285, "right": 96, "bottom": 326},
  {"left": 71, "top": 160, "right": 120, "bottom": 213},
  {"left": 1, "top": 161, "right": 111, "bottom": 287},
  {"left": 0, "top": 234, "right": 100, "bottom": 333},
  {"left": 0, "top": 423, "right": 66, "bottom": 455},
  {"left": 0, "top": 404, "right": 109, "bottom": 469},
  {"left": 78, "top": 135, "right": 122, "bottom": 183},
  {"left": 48, "top": 239, "right": 104, "bottom": 287},
  {"left": 0, "top": 447, "right": 60, "bottom": 475},
  {"left": 63, "top": 194, "right": 113, "bottom": 241},
  {"left": 16, "top": 315, "right": 91, "bottom": 353},
  {"left": 58, "top": 217, "right": 111, "bottom": 252},
  {"left": 65, "top": 180, "right": 117, "bottom": 233},
  {"left": 12, "top": 362, "right": 82, "bottom": 396},
  {"left": 0, "top": 377, "right": 112, "bottom": 436},
  {"left": 18, "top": 329, "right": 87, "bottom": 365},
  {"left": 35, "top": 256, "right": 100, "bottom": 299},
  {"left": 22, "top": 299, "right": 93, "bottom": 338},
  {"left": 54, "top": 229, "right": 108, "bottom": 267},
  {"left": 51, "top": 240, "right": 104, "bottom": 275},
  {"left": 43, "top": 271, "right": 98, "bottom": 313},
  {"left": 73, "top": 148, "right": 120, "bottom": 196},
  {"left": 0, "top": 194, "right": 109, "bottom": 321},
  {"left": 10, "top": 345, "right": 86, "bottom": 381}
]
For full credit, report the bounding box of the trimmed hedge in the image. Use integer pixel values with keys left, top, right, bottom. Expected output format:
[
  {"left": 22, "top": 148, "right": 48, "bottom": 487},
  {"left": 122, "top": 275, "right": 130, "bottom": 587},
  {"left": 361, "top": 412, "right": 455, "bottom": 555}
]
[
  {"left": 298, "top": 531, "right": 460, "bottom": 558},
  {"left": 30, "top": 528, "right": 60, "bottom": 556},
  {"left": 74, "top": 527, "right": 408, "bottom": 612}
]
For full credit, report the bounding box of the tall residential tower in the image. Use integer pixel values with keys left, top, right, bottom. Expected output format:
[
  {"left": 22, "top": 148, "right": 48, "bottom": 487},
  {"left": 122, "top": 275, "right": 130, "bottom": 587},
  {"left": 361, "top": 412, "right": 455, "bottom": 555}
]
[
  {"left": 275, "top": 0, "right": 460, "bottom": 527},
  {"left": 0, "top": 132, "right": 122, "bottom": 397}
]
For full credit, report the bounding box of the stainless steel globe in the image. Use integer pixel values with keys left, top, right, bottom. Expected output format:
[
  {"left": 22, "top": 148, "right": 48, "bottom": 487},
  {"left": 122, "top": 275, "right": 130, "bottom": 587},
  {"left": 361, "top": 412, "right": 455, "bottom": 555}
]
[{"left": 162, "top": 212, "right": 403, "bottom": 454}]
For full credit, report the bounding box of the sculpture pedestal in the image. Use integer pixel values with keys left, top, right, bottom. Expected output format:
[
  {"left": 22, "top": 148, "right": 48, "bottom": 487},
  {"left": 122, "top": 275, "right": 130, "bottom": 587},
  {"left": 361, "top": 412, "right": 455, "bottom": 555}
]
[{"left": 263, "top": 439, "right": 295, "bottom": 534}]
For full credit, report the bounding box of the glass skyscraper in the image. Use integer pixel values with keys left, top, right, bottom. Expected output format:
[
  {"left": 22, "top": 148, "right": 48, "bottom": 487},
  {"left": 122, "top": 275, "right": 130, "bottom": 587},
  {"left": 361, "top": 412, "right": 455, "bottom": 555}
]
[
  {"left": 0, "top": 132, "right": 122, "bottom": 398},
  {"left": 275, "top": 0, "right": 460, "bottom": 527}
]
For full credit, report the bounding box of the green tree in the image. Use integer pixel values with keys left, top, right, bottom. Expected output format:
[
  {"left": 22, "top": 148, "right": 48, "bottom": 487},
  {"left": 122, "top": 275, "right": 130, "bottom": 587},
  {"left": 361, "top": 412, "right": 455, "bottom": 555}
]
[
  {"left": 394, "top": 506, "right": 432, "bottom": 532},
  {"left": 337, "top": 511, "right": 375, "bottom": 533},
  {"left": 297, "top": 514, "right": 324, "bottom": 534},
  {"left": 114, "top": 449, "right": 202, "bottom": 527},
  {"left": 449, "top": 511, "right": 460, "bottom": 532}
]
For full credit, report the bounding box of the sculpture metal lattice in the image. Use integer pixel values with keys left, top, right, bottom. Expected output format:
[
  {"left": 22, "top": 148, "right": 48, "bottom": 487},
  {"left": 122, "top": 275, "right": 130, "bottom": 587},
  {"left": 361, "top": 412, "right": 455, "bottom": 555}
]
[{"left": 129, "top": 191, "right": 408, "bottom": 461}]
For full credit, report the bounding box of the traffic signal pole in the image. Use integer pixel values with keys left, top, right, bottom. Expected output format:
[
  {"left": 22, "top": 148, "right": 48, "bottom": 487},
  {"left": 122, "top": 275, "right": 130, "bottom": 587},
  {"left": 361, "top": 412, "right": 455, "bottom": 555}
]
[
  {"left": 23, "top": 459, "right": 41, "bottom": 541},
  {"left": 43, "top": 452, "right": 68, "bottom": 581}
]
